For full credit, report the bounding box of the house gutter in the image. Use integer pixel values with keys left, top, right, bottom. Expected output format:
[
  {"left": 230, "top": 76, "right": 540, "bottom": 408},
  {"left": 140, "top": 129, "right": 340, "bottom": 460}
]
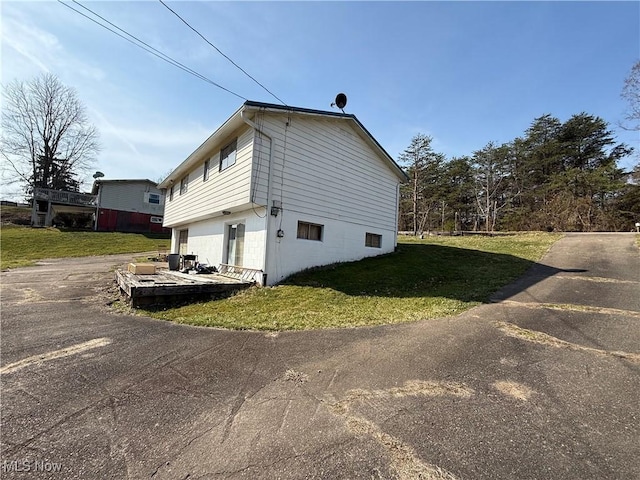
[{"left": 241, "top": 109, "right": 274, "bottom": 286}]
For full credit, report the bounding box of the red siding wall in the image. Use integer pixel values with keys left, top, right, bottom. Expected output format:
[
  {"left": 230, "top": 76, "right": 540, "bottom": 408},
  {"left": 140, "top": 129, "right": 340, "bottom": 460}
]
[{"left": 96, "top": 208, "right": 170, "bottom": 234}]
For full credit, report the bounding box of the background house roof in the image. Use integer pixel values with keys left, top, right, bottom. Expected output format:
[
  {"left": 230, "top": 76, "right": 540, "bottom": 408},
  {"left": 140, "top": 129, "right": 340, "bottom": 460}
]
[
  {"left": 91, "top": 179, "right": 158, "bottom": 195},
  {"left": 157, "top": 101, "right": 407, "bottom": 189}
]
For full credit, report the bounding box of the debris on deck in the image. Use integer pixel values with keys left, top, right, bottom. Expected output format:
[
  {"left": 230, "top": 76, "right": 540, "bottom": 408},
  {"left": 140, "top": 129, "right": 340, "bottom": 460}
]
[{"left": 116, "top": 267, "right": 255, "bottom": 307}]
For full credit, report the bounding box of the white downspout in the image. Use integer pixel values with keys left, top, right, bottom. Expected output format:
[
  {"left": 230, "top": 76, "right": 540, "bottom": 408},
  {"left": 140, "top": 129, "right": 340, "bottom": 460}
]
[{"left": 241, "top": 109, "right": 274, "bottom": 285}]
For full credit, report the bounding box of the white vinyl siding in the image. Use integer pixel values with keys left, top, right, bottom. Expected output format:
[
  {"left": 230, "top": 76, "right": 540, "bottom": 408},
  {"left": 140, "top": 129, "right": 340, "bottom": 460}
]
[
  {"left": 252, "top": 112, "right": 402, "bottom": 284},
  {"left": 163, "top": 127, "right": 254, "bottom": 227},
  {"left": 252, "top": 115, "right": 399, "bottom": 232}
]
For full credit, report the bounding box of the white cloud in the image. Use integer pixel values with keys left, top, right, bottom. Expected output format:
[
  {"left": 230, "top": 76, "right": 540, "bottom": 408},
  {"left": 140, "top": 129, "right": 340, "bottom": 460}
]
[
  {"left": 1, "top": 4, "right": 104, "bottom": 83},
  {"left": 90, "top": 116, "right": 213, "bottom": 184}
]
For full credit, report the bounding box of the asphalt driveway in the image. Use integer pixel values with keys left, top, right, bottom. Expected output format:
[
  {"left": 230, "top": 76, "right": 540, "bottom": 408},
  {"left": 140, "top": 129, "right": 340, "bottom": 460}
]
[{"left": 1, "top": 233, "right": 638, "bottom": 479}]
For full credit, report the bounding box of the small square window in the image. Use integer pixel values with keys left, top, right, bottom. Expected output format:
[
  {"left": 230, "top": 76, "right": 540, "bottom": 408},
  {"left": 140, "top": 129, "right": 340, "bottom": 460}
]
[
  {"left": 180, "top": 175, "right": 188, "bottom": 195},
  {"left": 203, "top": 159, "right": 210, "bottom": 181},
  {"left": 365, "top": 232, "right": 382, "bottom": 248},
  {"left": 148, "top": 193, "right": 160, "bottom": 204},
  {"left": 297, "top": 221, "right": 323, "bottom": 241},
  {"left": 220, "top": 139, "right": 237, "bottom": 172}
]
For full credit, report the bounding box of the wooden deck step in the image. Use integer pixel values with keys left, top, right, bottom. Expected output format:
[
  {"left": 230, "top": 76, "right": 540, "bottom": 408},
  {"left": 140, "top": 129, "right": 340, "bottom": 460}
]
[{"left": 116, "top": 269, "right": 254, "bottom": 307}]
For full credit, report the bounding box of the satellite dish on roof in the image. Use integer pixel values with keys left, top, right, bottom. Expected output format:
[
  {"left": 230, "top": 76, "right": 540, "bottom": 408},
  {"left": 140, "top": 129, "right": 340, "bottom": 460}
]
[
  {"left": 93, "top": 171, "right": 105, "bottom": 179},
  {"left": 332, "top": 93, "right": 347, "bottom": 112}
]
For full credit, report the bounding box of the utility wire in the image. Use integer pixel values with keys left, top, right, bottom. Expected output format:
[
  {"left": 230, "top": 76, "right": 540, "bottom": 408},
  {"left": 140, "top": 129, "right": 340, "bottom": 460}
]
[
  {"left": 57, "top": 0, "right": 246, "bottom": 101},
  {"left": 158, "top": 0, "right": 286, "bottom": 106}
]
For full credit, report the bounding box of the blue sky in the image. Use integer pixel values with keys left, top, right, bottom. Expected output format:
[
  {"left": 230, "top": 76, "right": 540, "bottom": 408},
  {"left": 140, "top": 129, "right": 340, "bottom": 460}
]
[{"left": 2, "top": 1, "right": 639, "bottom": 200}]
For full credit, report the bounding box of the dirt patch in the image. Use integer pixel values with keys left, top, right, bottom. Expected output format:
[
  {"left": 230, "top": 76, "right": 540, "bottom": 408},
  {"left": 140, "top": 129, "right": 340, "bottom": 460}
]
[
  {"left": 495, "top": 321, "right": 640, "bottom": 363},
  {"left": 499, "top": 300, "right": 640, "bottom": 319},
  {"left": 328, "top": 380, "right": 472, "bottom": 479},
  {"left": 493, "top": 380, "right": 534, "bottom": 401},
  {"left": 345, "top": 414, "right": 459, "bottom": 480},
  {"left": 331, "top": 380, "right": 474, "bottom": 416}
]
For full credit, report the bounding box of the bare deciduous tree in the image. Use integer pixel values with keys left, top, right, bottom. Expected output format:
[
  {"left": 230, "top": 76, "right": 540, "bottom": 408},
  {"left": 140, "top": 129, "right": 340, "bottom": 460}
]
[
  {"left": 621, "top": 60, "right": 640, "bottom": 131},
  {"left": 1, "top": 73, "right": 100, "bottom": 196}
]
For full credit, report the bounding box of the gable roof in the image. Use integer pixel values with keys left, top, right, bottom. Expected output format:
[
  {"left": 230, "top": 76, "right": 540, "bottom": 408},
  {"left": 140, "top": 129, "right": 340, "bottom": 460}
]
[{"left": 158, "top": 101, "right": 407, "bottom": 189}]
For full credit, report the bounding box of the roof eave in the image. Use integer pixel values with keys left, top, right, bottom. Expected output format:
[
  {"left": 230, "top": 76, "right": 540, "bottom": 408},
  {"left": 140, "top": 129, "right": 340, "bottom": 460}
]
[
  {"left": 157, "top": 105, "right": 246, "bottom": 189},
  {"left": 243, "top": 102, "right": 408, "bottom": 182},
  {"left": 158, "top": 100, "right": 408, "bottom": 188}
]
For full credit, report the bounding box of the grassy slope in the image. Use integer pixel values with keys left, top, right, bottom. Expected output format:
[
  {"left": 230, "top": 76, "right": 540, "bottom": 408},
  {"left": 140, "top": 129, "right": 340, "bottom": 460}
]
[
  {"left": 0, "top": 205, "right": 31, "bottom": 225},
  {"left": 145, "top": 233, "right": 562, "bottom": 330},
  {"left": 0, "top": 225, "right": 170, "bottom": 269}
]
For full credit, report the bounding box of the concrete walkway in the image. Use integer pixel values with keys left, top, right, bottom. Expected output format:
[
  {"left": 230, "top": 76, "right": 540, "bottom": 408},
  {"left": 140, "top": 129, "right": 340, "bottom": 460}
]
[{"left": 1, "top": 234, "right": 638, "bottom": 479}]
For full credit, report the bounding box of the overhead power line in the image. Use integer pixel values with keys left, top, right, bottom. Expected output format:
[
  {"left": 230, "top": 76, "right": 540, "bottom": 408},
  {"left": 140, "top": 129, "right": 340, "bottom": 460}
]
[
  {"left": 57, "top": 0, "right": 246, "bottom": 101},
  {"left": 158, "top": 0, "right": 287, "bottom": 106}
]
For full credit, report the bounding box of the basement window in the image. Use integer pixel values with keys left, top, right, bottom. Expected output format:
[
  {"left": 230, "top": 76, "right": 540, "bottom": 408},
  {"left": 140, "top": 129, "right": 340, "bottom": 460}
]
[
  {"left": 365, "top": 232, "right": 382, "bottom": 248},
  {"left": 297, "top": 221, "right": 323, "bottom": 241},
  {"left": 220, "top": 139, "right": 237, "bottom": 172}
]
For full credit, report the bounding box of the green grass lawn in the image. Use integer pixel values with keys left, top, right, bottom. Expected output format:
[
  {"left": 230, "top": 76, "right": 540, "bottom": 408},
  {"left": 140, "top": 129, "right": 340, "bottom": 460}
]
[
  {"left": 144, "top": 232, "right": 562, "bottom": 331},
  {"left": 0, "top": 224, "right": 170, "bottom": 269}
]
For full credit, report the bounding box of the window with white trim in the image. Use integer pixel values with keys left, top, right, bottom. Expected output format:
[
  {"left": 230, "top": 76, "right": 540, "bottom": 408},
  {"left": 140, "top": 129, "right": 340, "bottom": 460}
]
[
  {"left": 219, "top": 139, "right": 237, "bottom": 172},
  {"left": 365, "top": 232, "right": 382, "bottom": 248},
  {"left": 297, "top": 221, "right": 323, "bottom": 241},
  {"left": 148, "top": 193, "right": 160, "bottom": 204},
  {"left": 203, "top": 159, "right": 210, "bottom": 181},
  {"left": 180, "top": 175, "right": 188, "bottom": 195}
]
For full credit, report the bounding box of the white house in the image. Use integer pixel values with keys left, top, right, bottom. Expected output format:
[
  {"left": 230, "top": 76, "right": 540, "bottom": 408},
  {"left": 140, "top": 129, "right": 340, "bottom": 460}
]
[{"left": 158, "top": 101, "right": 407, "bottom": 285}]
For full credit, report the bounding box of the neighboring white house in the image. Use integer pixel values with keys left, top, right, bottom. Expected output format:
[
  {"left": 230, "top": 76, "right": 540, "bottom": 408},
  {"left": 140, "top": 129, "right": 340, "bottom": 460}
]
[
  {"left": 92, "top": 179, "right": 168, "bottom": 233},
  {"left": 158, "top": 101, "right": 407, "bottom": 285}
]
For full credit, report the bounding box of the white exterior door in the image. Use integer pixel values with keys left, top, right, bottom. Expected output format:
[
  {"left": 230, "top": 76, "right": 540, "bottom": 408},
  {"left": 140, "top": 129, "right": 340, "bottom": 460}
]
[
  {"left": 178, "top": 229, "right": 188, "bottom": 255},
  {"left": 226, "top": 223, "right": 245, "bottom": 266}
]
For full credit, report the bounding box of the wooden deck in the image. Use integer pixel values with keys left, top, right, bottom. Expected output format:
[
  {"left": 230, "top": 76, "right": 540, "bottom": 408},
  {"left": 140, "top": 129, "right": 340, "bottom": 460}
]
[{"left": 116, "top": 268, "right": 254, "bottom": 307}]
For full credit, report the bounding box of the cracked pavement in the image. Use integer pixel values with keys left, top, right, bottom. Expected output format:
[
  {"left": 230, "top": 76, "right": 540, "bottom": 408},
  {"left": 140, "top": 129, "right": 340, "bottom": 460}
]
[{"left": 1, "top": 233, "right": 639, "bottom": 479}]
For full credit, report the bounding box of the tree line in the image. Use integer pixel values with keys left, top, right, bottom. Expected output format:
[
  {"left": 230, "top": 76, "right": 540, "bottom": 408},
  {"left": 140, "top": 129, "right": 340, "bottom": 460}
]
[{"left": 398, "top": 112, "right": 639, "bottom": 233}]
